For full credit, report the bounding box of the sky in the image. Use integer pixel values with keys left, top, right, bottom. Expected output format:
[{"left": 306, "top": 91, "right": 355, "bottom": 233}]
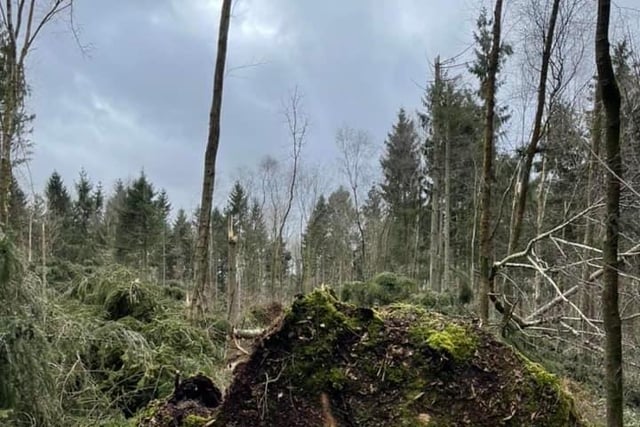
[{"left": 21, "top": 0, "right": 640, "bottom": 215}]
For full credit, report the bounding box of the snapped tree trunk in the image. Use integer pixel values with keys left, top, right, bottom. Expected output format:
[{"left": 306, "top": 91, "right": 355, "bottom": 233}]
[
  {"left": 508, "top": 0, "right": 561, "bottom": 255},
  {"left": 192, "top": 0, "right": 232, "bottom": 318},
  {"left": 595, "top": 0, "right": 623, "bottom": 425},
  {"left": 478, "top": 0, "right": 504, "bottom": 323},
  {"left": 227, "top": 215, "right": 239, "bottom": 325}
]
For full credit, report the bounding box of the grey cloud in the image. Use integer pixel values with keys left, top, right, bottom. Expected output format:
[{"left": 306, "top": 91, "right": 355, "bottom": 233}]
[{"left": 27, "top": 0, "right": 482, "bottom": 212}]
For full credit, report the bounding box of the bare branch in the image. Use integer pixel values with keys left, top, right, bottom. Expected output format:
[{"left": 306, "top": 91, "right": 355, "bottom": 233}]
[{"left": 494, "top": 201, "right": 604, "bottom": 270}]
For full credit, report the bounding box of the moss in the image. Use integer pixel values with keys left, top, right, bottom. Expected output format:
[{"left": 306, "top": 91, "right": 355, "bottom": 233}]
[
  {"left": 518, "top": 352, "right": 578, "bottom": 426},
  {"left": 425, "top": 324, "right": 477, "bottom": 361},
  {"left": 183, "top": 414, "right": 211, "bottom": 427},
  {"left": 406, "top": 315, "right": 477, "bottom": 362}
]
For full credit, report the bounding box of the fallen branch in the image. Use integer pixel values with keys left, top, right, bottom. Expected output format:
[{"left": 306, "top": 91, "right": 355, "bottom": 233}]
[
  {"left": 494, "top": 202, "right": 604, "bottom": 271},
  {"left": 233, "top": 327, "right": 265, "bottom": 339}
]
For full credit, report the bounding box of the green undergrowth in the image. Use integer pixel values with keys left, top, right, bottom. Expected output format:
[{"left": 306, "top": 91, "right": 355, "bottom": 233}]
[
  {"left": 1, "top": 256, "right": 227, "bottom": 426},
  {"left": 214, "top": 288, "right": 585, "bottom": 426},
  {"left": 341, "top": 272, "right": 472, "bottom": 317}
]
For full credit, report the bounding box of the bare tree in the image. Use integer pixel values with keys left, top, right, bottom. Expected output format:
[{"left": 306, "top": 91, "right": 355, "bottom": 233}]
[
  {"left": 0, "top": 0, "right": 75, "bottom": 231},
  {"left": 595, "top": 0, "right": 623, "bottom": 424},
  {"left": 271, "top": 88, "right": 307, "bottom": 293},
  {"left": 478, "top": 0, "right": 504, "bottom": 322},
  {"left": 508, "top": 0, "right": 561, "bottom": 255},
  {"left": 336, "top": 126, "right": 372, "bottom": 280},
  {"left": 192, "top": 0, "right": 233, "bottom": 318}
]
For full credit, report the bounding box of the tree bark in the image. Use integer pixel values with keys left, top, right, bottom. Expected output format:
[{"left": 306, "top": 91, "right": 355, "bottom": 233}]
[
  {"left": 227, "top": 215, "right": 239, "bottom": 325},
  {"left": 429, "top": 57, "right": 443, "bottom": 292},
  {"left": 478, "top": 0, "right": 504, "bottom": 323},
  {"left": 595, "top": 0, "right": 623, "bottom": 425},
  {"left": 582, "top": 87, "right": 602, "bottom": 320},
  {"left": 508, "top": 0, "right": 561, "bottom": 254},
  {"left": 192, "top": 0, "right": 232, "bottom": 318}
]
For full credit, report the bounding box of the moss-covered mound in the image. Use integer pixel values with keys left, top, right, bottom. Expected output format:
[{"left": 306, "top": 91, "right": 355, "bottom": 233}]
[
  {"left": 136, "top": 289, "right": 585, "bottom": 426},
  {"left": 210, "top": 289, "right": 584, "bottom": 427}
]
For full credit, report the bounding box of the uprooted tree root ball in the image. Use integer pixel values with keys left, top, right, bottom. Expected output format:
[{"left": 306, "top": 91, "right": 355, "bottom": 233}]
[{"left": 140, "top": 289, "right": 586, "bottom": 426}]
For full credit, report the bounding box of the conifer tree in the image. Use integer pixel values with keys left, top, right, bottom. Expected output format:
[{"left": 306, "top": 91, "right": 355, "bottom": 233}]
[
  {"left": 45, "top": 171, "right": 72, "bottom": 259},
  {"left": 380, "top": 108, "right": 423, "bottom": 273}
]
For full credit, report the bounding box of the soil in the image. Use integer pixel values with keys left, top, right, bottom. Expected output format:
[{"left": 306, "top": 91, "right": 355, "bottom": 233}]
[{"left": 140, "top": 289, "right": 586, "bottom": 426}]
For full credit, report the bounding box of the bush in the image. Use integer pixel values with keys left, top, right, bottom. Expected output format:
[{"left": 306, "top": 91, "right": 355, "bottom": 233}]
[{"left": 341, "top": 273, "right": 417, "bottom": 306}]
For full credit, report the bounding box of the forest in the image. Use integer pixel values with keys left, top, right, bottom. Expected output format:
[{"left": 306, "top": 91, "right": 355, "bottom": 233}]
[{"left": 1, "top": 0, "right": 640, "bottom": 426}]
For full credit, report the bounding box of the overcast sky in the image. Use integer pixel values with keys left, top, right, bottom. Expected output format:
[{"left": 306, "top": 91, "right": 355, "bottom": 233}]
[{"left": 22, "top": 0, "right": 639, "bottom": 214}]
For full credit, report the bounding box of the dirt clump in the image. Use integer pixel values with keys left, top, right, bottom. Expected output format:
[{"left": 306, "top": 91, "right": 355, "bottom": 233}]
[{"left": 136, "top": 374, "right": 221, "bottom": 426}]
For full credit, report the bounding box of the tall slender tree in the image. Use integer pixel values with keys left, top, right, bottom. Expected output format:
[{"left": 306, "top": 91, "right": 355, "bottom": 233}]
[
  {"left": 508, "top": 0, "right": 562, "bottom": 255},
  {"left": 477, "top": 0, "right": 504, "bottom": 322},
  {"left": 595, "top": 0, "right": 623, "bottom": 424},
  {"left": 192, "top": 0, "right": 233, "bottom": 317},
  {"left": 380, "top": 109, "right": 422, "bottom": 273}
]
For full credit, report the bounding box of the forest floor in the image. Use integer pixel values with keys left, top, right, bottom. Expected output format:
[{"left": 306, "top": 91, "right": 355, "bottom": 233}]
[{"left": 139, "top": 288, "right": 588, "bottom": 426}]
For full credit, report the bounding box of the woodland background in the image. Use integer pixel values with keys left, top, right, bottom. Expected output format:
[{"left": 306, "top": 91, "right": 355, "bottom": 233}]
[{"left": 1, "top": 0, "right": 640, "bottom": 425}]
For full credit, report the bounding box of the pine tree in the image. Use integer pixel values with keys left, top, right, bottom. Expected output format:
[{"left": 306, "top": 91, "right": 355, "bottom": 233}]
[
  {"left": 380, "top": 108, "right": 423, "bottom": 273},
  {"left": 168, "top": 208, "right": 195, "bottom": 282},
  {"left": 325, "top": 187, "right": 357, "bottom": 284},
  {"left": 69, "top": 169, "right": 99, "bottom": 262},
  {"left": 420, "top": 67, "right": 484, "bottom": 292},
  {"left": 362, "top": 186, "right": 385, "bottom": 276},
  {"left": 302, "top": 195, "right": 330, "bottom": 289},
  {"left": 45, "top": 171, "right": 72, "bottom": 259},
  {"left": 244, "top": 198, "right": 268, "bottom": 296},
  {"left": 114, "top": 172, "right": 166, "bottom": 270}
]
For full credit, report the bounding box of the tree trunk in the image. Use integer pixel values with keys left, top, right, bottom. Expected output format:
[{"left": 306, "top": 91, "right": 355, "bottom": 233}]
[
  {"left": 429, "top": 58, "right": 443, "bottom": 292},
  {"left": 227, "top": 215, "right": 239, "bottom": 325},
  {"left": 478, "top": 0, "right": 504, "bottom": 323},
  {"left": 508, "top": 0, "right": 561, "bottom": 254},
  {"left": 582, "top": 87, "right": 602, "bottom": 320},
  {"left": 0, "top": 39, "right": 18, "bottom": 230},
  {"left": 595, "top": 0, "right": 623, "bottom": 425},
  {"left": 533, "top": 151, "right": 550, "bottom": 307},
  {"left": 192, "top": 0, "right": 232, "bottom": 318},
  {"left": 444, "top": 122, "right": 452, "bottom": 293}
]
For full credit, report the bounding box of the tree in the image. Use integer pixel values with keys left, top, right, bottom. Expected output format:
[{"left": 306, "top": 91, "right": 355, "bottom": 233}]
[
  {"left": 45, "top": 171, "right": 72, "bottom": 259},
  {"left": 302, "top": 195, "right": 329, "bottom": 290},
  {"left": 595, "top": 0, "right": 623, "bottom": 424},
  {"left": 114, "top": 172, "right": 166, "bottom": 271},
  {"left": 167, "top": 208, "right": 195, "bottom": 282},
  {"left": 379, "top": 108, "right": 423, "bottom": 274},
  {"left": 224, "top": 181, "right": 248, "bottom": 324},
  {"left": 508, "top": 0, "right": 561, "bottom": 256},
  {"left": 325, "top": 187, "right": 357, "bottom": 285},
  {"left": 477, "top": 0, "right": 504, "bottom": 322},
  {"left": 0, "top": 0, "right": 75, "bottom": 231},
  {"left": 420, "top": 60, "right": 483, "bottom": 293},
  {"left": 243, "top": 198, "right": 268, "bottom": 296},
  {"left": 70, "top": 169, "right": 101, "bottom": 262},
  {"left": 272, "top": 88, "right": 307, "bottom": 292},
  {"left": 362, "top": 186, "right": 385, "bottom": 277},
  {"left": 336, "top": 126, "right": 372, "bottom": 280},
  {"left": 192, "top": 0, "right": 233, "bottom": 318}
]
